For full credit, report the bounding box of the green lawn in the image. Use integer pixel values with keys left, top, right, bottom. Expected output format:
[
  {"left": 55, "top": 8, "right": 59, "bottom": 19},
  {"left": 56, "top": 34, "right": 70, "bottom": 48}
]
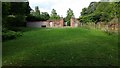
[{"left": 2, "top": 28, "right": 118, "bottom": 66}]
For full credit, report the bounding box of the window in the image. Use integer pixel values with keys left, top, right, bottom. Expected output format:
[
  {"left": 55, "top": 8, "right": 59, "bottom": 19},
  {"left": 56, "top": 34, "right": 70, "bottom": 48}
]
[{"left": 41, "top": 25, "right": 46, "bottom": 27}]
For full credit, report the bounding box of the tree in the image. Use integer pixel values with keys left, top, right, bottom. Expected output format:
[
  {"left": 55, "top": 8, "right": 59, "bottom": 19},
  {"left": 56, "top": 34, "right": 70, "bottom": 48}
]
[
  {"left": 79, "top": 1, "right": 119, "bottom": 24},
  {"left": 2, "top": 2, "right": 11, "bottom": 28},
  {"left": 40, "top": 12, "right": 50, "bottom": 21},
  {"left": 87, "top": 2, "right": 98, "bottom": 14},
  {"left": 50, "top": 9, "right": 60, "bottom": 20},
  {"left": 80, "top": 2, "right": 98, "bottom": 16},
  {"left": 51, "top": 9, "right": 57, "bottom": 16},
  {"left": 2, "top": 2, "right": 31, "bottom": 29},
  {"left": 2, "top": 2, "right": 11, "bottom": 17},
  {"left": 25, "top": 2, "right": 32, "bottom": 15},
  {"left": 65, "top": 8, "right": 74, "bottom": 26},
  {"left": 9, "top": 2, "right": 31, "bottom": 15},
  {"left": 81, "top": 8, "right": 88, "bottom": 16},
  {"left": 113, "top": 2, "right": 120, "bottom": 18},
  {"left": 2, "top": 1, "right": 31, "bottom": 41},
  {"left": 34, "top": 6, "right": 40, "bottom": 16}
]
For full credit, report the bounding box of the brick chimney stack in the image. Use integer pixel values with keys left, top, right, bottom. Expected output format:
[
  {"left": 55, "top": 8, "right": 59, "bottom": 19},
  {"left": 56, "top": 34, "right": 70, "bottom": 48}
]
[
  {"left": 70, "top": 17, "right": 75, "bottom": 27},
  {"left": 60, "top": 17, "right": 64, "bottom": 27}
]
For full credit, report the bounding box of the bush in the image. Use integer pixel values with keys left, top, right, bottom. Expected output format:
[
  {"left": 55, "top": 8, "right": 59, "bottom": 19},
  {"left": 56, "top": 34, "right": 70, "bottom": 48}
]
[
  {"left": 2, "top": 28, "right": 23, "bottom": 41},
  {"left": 26, "top": 14, "right": 42, "bottom": 21},
  {"left": 26, "top": 14, "right": 50, "bottom": 21},
  {"left": 3, "top": 15, "right": 27, "bottom": 31}
]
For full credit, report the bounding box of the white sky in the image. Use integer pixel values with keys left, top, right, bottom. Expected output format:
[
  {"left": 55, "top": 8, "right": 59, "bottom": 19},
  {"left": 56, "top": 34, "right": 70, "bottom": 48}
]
[{"left": 29, "top": 0, "right": 100, "bottom": 18}]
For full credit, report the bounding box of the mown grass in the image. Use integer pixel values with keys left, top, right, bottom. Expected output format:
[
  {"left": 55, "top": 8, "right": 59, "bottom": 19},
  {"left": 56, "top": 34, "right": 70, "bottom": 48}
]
[{"left": 2, "top": 28, "right": 118, "bottom": 66}]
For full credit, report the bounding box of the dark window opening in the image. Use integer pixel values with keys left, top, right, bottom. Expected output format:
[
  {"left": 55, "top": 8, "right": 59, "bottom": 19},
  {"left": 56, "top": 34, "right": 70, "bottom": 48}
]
[{"left": 41, "top": 25, "right": 46, "bottom": 27}]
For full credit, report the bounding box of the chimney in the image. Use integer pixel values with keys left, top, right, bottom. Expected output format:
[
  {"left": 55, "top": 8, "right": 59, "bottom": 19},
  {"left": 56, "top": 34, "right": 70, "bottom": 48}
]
[{"left": 70, "top": 17, "right": 75, "bottom": 27}]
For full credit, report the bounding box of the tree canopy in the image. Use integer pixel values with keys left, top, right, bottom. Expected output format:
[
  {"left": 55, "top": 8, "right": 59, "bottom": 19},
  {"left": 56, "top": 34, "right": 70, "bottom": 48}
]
[
  {"left": 2, "top": 2, "right": 31, "bottom": 28},
  {"left": 40, "top": 12, "right": 50, "bottom": 21},
  {"left": 34, "top": 6, "right": 40, "bottom": 16},
  {"left": 65, "top": 8, "right": 74, "bottom": 26},
  {"left": 2, "top": 2, "right": 32, "bottom": 41},
  {"left": 79, "top": 2, "right": 120, "bottom": 24},
  {"left": 27, "top": 6, "right": 50, "bottom": 21},
  {"left": 49, "top": 9, "right": 60, "bottom": 20}
]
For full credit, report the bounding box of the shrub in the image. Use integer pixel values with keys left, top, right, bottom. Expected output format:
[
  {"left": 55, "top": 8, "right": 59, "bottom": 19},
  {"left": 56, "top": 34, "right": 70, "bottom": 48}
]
[
  {"left": 2, "top": 28, "right": 23, "bottom": 41},
  {"left": 26, "top": 14, "right": 42, "bottom": 21},
  {"left": 3, "top": 15, "right": 26, "bottom": 31}
]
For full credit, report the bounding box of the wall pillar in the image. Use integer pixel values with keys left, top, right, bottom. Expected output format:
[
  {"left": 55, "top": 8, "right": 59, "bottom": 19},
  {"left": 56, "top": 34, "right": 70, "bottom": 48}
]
[
  {"left": 70, "top": 17, "right": 75, "bottom": 27},
  {"left": 60, "top": 17, "right": 64, "bottom": 27}
]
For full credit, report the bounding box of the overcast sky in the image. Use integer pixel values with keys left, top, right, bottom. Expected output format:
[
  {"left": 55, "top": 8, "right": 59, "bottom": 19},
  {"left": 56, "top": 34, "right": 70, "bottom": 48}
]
[{"left": 29, "top": 0, "right": 100, "bottom": 18}]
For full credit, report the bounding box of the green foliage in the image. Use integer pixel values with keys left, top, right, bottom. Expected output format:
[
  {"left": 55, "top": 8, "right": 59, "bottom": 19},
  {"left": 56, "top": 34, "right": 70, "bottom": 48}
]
[
  {"left": 26, "top": 14, "right": 39, "bottom": 21},
  {"left": 29, "top": 8, "right": 52, "bottom": 21},
  {"left": 50, "top": 9, "right": 60, "bottom": 20},
  {"left": 65, "top": 8, "right": 74, "bottom": 21},
  {"left": 94, "top": 2, "right": 109, "bottom": 13},
  {"left": 29, "top": 6, "right": 50, "bottom": 21},
  {"left": 26, "top": 12, "right": 50, "bottom": 21},
  {"left": 87, "top": 2, "right": 98, "bottom": 14},
  {"left": 80, "top": 12, "right": 112, "bottom": 23},
  {"left": 2, "top": 2, "right": 31, "bottom": 41},
  {"left": 81, "top": 2, "right": 98, "bottom": 16},
  {"left": 50, "top": 9, "right": 57, "bottom": 16},
  {"left": 81, "top": 8, "right": 88, "bottom": 16},
  {"left": 113, "top": 2, "right": 120, "bottom": 18},
  {"left": 13, "top": 15, "right": 26, "bottom": 27},
  {"left": 100, "top": 12, "right": 111, "bottom": 22},
  {"left": 4, "top": 15, "right": 26, "bottom": 29},
  {"left": 9, "top": 2, "right": 31, "bottom": 15},
  {"left": 2, "top": 2, "right": 31, "bottom": 29},
  {"left": 40, "top": 12, "right": 50, "bottom": 21},
  {"left": 34, "top": 6, "right": 40, "bottom": 16},
  {"left": 65, "top": 8, "right": 74, "bottom": 26},
  {"left": 2, "top": 28, "right": 22, "bottom": 41},
  {"left": 80, "top": 2, "right": 120, "bottom": 23},
  {"left": 2, "top": 2, "right": 11, "bottom": 17},
  {"left": 66, "top": 20, "right": 70, "bottom": 26}
]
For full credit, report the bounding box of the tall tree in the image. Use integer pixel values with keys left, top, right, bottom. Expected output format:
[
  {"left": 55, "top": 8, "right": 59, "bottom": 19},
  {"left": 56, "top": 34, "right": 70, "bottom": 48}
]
[
  {"left": 65, "top": 8, "right": 74, "bottom": 26},
  {"left": 34, "top": 6, "right": 40, "bottom": 16},
  {"left": 2, "top": 2, "right": 11, "bottom": 17},
  {"left": 40, "top": 12, "right": 50, "bottom": 21},
  {"left": 87, "top": 2, "right": 98, "bottom": 14},
  {"left": 9, "top": 2, "right": 31, "bottom": 15},
  {"left": 81, "top": 8, "right": 88, "bottom": 16},
  {"left": 50, "top": 9, "right": 60, "bottom": 20},
  {"left": 113, "top": 2, "right": 120, "bottom": 18},
  {"left": 79, "top": 2, "right": 120, "bottom": 23},
  {"left": 2, "top": 2, "right": 31, "bottom": 28}
]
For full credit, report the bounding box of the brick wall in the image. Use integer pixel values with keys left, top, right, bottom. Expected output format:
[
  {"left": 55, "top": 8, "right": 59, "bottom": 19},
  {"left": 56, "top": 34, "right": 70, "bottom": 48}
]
[
  {"left": 27, "top": 18, "right": 64, "bottom": 28},
  {"left": 27, "top": 21, "right": 49, "bottom": 28}
]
